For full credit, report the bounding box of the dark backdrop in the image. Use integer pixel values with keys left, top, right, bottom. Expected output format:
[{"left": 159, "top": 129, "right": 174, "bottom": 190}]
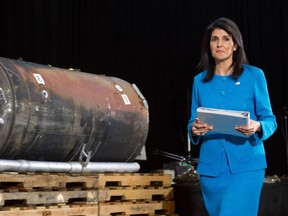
[{"left": 1, "top": 0, "right": 287, "bottom": 175}]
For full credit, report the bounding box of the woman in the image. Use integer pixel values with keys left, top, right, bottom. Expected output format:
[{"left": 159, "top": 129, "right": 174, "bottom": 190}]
[{"left": 187, "top": 17, "right": 277, "bottom": 216}]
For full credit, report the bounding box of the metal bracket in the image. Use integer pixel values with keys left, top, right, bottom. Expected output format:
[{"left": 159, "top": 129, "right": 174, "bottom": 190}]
[
  {"left": 132, "top": 83, "right": 149, "bottom": 109},
  {"left": 79, "top": 144, "right": 92, "bottom": 167}
]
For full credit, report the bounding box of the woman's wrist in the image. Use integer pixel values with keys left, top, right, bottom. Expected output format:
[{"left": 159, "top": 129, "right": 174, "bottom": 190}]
[{"left": 256, "top": 121, "right": 262, "bottom": 132}]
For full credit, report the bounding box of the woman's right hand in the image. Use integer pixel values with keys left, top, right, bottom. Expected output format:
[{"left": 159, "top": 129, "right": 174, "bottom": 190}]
[{"left": 191, "top": 118, "right": 213, "bottom": 136}]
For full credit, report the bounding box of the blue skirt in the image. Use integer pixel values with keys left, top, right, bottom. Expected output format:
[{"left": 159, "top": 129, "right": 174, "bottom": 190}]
[{"left": 200, "top": 149, "right": 265, "bottom": 216}]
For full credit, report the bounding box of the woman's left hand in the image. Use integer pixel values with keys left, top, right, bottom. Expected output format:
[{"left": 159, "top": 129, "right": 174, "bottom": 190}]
[{"left": 235, "top": 120, "right": 261, "bottom": 136}]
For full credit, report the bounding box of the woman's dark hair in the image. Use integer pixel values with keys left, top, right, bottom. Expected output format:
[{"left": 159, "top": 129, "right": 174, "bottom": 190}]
[{"left": 197, "top": 17, "right": 248, "bottom": 82}]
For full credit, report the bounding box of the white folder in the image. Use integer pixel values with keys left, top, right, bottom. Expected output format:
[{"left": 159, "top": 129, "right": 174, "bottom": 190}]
[{"left": 197, "top": 107, "right": 250, "bottom": 137}]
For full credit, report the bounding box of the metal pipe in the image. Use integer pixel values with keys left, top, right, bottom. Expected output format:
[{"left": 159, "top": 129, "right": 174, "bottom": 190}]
[{"left": 0, "top": 159, "right": 140, "bottom": 173}]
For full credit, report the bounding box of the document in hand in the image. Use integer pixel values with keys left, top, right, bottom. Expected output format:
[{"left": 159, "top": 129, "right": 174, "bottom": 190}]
[{"left": 197, "top": 107, "right": 250, "bottom": 137}]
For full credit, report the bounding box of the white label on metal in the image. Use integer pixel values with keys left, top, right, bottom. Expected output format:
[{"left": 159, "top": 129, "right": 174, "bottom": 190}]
[
  {"left": 121, "top": 94, "right": 131, "bottom": 105},
  {"left": 33, "top": 73, "right": 45, "bottom": 85}
]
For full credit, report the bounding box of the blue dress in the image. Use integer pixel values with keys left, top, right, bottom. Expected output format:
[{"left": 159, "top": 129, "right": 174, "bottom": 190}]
[{"left": 187, "top": 65, "right": 277, "bottom": 216}]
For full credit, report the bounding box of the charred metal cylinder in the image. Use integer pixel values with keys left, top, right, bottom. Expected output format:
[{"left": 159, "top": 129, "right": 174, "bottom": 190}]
[{"left": 0, "top": 57, "right": 149, "bottom": 162}]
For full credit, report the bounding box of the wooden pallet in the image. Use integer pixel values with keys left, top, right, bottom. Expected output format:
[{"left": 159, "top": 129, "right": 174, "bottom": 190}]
[
  {"left": 101, "top": 215, "right": 178, "bottom": 216},
  {"left": 99, "top": 200, "right": 175, "bottom": 215},
  {"left": 0, "top": 187, "right": 174, "bottom": 207},
  {"left": 0, "top": 172, "right": 98, "bottom": 190},
  {"left": 98, "top": 187, "right": 174, "bottom": 202},
  {"left": 0, "top": 172, "right": 172, "bottom": 190},
  {"left": 101, "top": 214, "right": 178, "bottom": 216},
  {"left": 0, "top": 190, "right": 98, "bottom": 207},
  {"left": 97, "top": 173, "right": 172, "bottom": 188},
  {"left": 0, "top": 204, "right": 98, "bottom": 216},
  {"left": 0, "top": 172, "right": 177, "bottom": 215}
]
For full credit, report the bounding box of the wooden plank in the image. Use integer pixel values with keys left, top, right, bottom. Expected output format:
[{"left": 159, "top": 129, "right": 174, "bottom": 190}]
[
  {"left": 99, "top": 200, "right": 175, "bottom": 215},
  {"left": 0, "top": 190, "right": 98, "bottom": 206},
  {"left": 98, "top": 187, "right": 174, "bottom": 201}
]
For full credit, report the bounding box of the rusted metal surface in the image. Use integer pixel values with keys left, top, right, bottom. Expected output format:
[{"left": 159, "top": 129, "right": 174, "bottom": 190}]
[{"left": 0, "top": 57, "right": 149, "bottom": 162}]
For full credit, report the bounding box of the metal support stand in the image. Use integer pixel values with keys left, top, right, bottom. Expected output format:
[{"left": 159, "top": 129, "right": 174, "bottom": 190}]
[
  {"left": 153, "top": 149, "right": 198, "bottom": 165},
  {"left": 283, "top": 104, "right": 288, "bottom": 176}
]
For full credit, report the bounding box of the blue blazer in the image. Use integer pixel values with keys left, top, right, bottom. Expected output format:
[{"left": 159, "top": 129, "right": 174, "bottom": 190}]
[{"left": 187, "top": 65, "right": 277, "bottom": 177}]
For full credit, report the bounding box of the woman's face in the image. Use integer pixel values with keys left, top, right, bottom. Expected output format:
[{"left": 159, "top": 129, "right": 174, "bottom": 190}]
[{"left": 210, "top": 28, "right": 236, "bottom": 64}]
